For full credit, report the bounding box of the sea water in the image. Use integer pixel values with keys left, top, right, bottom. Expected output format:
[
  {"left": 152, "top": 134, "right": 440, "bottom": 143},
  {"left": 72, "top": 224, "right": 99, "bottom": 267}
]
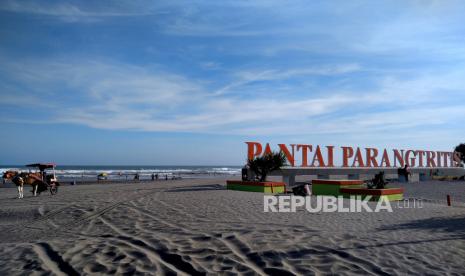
[{"left": 0, "top": 165, "right": 241, "bottom": 181}]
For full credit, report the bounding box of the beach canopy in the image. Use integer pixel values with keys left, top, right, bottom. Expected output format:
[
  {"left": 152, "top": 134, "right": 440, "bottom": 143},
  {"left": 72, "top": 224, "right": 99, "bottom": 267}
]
[{"left": 25, "top": 163, "right": 56, "bottom": 171}]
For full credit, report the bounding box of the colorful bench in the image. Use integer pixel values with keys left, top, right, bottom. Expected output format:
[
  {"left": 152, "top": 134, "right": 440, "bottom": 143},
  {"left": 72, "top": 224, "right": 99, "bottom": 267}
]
[
  {"left": 311, "top": 179, "right": 404, "bottom": 201},
  {"left": 226, "top": 180, "right": 285, "bottom": 193},
  {"left": 340, "top": 187, "right": 404, "bottom": 201},
  {"left": 311, "top": 179, "right": 364, "bottom": 196}
]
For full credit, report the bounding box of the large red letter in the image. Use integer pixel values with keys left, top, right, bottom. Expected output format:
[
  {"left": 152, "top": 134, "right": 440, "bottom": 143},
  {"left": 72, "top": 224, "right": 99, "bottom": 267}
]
[
  {"left": 439, "top": 152, "right": 449, "bottom": 167},
  {"left": 393, "top": 149, "right": 405, "bottom": 167},
  {"left": 311, "top": 145, "right": 326, "bottom": 167},
  {"left": 245, "top": 142, "right": 262, "bottom": 160},
  {"left": 405, "top": 150, "right": 417, "bottom": 167},
  {"left": 326, "top": 146, "right": 335, "bottom": 167},
  {"left": 365, "top": 148, "right": 379, "bottom": 167},
  {"left": 380, "top": 149, "right": 391, "bottom": 167},
  {"left": 415, "top": 150, "right": 425, "bottom": 167},
  {"left": 263, "top": 143, "right": 272, "bottom": 155},
  {"left": 342, "top": 146, "right": 354, "bottom": 167},
  {"left": 278, "top": 144, "right": 295, "bottom": 167},
  {"left": 352, "top": 148, "right": 365, "bottom": 167},
  {"left": 426, "top": 151, "right": 437, "bottom": 167},
  {"left": 436, "top": 151, "right": 442, "bottom": 167},
  {"left": 297, "top": 144, "right": 312, "bottom": 167}
]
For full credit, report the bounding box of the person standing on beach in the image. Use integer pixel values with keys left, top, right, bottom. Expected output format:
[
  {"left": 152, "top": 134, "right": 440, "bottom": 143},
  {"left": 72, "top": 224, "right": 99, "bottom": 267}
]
[
  {"left": 398, "top": 164, "right": 411, "bottom": 182},
  {"left": 155, "top": 173, "right": 158, "bottom": 180},
  {"left": 405, "top": 165, "right": 411, "bottom": 182},
  {"left": 151, "top": 173, "right": 155, "bottom": 181},
  {"left": 242, "top": 165, "right": 249, "bottom": 181}
]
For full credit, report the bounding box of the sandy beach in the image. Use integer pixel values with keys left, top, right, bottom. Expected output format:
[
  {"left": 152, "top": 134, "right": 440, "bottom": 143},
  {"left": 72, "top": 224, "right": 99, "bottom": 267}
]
[{"left": 0, "top": 178, "right": 464, "bottom": 275}]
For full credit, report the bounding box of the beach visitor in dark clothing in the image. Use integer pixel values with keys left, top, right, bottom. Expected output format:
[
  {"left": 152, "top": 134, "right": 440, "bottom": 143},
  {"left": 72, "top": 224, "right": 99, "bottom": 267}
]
[
  {"left": 242, "top": 165, "right": 249, "bottom": 181},
  {"left": 398, "top": 165, "right": 410, "bottom": 182}
]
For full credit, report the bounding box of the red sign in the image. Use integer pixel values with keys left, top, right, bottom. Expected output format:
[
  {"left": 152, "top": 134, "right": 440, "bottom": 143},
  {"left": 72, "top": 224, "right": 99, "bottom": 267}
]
[{"left": 246, "top": 142, "right": 460, "bottom": 168}]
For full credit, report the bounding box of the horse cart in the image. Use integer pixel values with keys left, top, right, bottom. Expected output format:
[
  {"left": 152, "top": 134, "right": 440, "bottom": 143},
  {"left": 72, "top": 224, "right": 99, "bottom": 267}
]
[{"left": 25, "top": 163, "right": 59, "bottom": 195}]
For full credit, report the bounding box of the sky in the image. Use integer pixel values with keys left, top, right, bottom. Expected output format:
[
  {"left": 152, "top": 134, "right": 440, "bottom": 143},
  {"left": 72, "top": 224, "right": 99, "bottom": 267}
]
[{"left": 1, "top": 0, "right": 465, "bottom": 165}]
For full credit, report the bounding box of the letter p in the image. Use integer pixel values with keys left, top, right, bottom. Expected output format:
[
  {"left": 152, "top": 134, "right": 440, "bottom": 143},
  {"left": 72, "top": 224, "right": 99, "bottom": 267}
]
[{"left": 246, "top": 142, "right": 262, "bottom": 160}]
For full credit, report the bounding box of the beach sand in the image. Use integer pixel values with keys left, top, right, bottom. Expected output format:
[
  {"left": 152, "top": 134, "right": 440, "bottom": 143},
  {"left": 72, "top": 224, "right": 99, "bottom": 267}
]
[{"left": 0, "top": 178, "right": 464, "bottom": 275}]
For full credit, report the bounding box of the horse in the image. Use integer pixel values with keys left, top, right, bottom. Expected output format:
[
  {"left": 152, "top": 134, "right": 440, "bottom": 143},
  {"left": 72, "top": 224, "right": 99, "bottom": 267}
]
[{"left": 2, "top": 171, "right": 48, "bottom": 198}]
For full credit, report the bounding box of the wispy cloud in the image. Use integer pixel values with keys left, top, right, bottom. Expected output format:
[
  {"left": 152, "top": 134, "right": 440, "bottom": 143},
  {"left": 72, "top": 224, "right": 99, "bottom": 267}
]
[
  {"left": 2, "top": 56, "right": 464, "bottom": 139},
  {"left": 214, "top": 64, "right": 361, "bottom": 95},
  {"left": 0, "top": 0, "right": 152, "bottom": 22},
  {"left": 236, "top": 64, "right": 361, "bottom": 81}
]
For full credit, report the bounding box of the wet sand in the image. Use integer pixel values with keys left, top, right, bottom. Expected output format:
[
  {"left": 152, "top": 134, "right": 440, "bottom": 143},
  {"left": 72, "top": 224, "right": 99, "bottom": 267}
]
[{"left": 0, "top": 179, "right": 464, "bottom": 275}]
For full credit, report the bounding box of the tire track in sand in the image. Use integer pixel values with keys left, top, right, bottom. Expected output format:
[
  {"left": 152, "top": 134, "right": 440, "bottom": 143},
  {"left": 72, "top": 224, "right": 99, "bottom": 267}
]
[
  {"left": 32, "top": 242, "right": 80, "bottom": 276},
  {"left": 7, "top": 184, "right": 185, "bottom": 234},
  {"left": 59, "top": 187, "right": 164, "bottom": 230},
  {"left": 122, "top": 204, "right": 269, "bottom": 275},
  {"left": 99, "top": 216, "right": 204, "bottom": 276},
  {"left": 3, "top": 204, "right": 75, "bottom": 234}
]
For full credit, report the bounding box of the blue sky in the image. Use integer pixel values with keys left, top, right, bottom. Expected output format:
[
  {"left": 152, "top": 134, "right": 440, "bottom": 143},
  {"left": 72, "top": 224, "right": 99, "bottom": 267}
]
[{"left": 1, "top": 0, "right": 465, "bottom": 165}]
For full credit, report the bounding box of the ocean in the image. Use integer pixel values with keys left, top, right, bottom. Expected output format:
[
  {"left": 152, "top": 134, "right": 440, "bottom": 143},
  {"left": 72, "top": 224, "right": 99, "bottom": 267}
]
[{"left": 0, "top": 165, "right": 242, "bottom": 181}]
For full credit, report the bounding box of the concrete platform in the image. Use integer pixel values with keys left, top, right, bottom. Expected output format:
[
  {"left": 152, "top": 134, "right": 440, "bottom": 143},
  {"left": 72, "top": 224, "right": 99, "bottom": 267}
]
[{"left": 268, "top": 167, "right": 465, "bottom": 186}]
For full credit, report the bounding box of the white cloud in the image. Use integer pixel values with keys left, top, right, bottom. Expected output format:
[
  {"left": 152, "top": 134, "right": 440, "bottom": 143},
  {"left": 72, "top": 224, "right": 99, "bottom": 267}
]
[
  {"left": 1, "top": 56, "right": 465, "bottom": 142},
  {"left": 0, "top": 0, "right": 152, "bottom": 22},
  {"left": 237, "top": 64, "right": 361, "bottom": 81},
  {"left": 214, "top": 64, "right": 361, "bottom": 95},
  {"left": 0, "top": 58, "right": 362, "bottom": 132},
  {"left": 200, "top": 61, "right": 221, "bottom": 70}
]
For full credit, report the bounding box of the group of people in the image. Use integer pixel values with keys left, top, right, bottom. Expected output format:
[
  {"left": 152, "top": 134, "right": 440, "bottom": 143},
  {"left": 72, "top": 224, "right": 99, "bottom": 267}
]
[
  {"left": 150, "top": 173, "right": 178, "bottom": 181},
  {"left": 93, "top": 172, "right": 181, "bottom": 183},
  {"left": 132, "top": 173, "right": 178, "bottom": 181}
]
